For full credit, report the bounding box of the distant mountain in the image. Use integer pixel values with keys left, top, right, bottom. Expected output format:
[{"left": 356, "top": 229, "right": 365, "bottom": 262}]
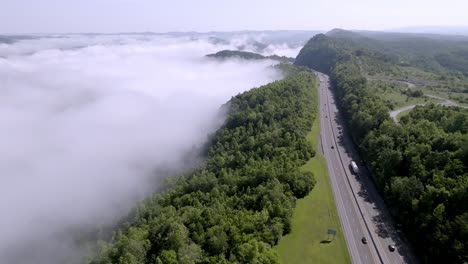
[
  {"left": 0, "top": 35, "right": 42, "bottom": 44},
  {"left": 389, "top": 26, "right": 468, "bottom": 36},
  {"left": 294, "top": 33, "right": 347, "bottom": 73},
  {"left": 206, "top": 50, "right": 294, "bottom": 63},
  {"left": 0, "top": 31, "right": 322, "bottom": 54},
  {"left": 0, "top": 36, "right": 14, "bottom": 44},
  {"left": 298, "top": 29, "right": 468, "bottom": 74},
  {"left": 326, "top": 28, "right": 361, "bottom": 38},
  {"left": 327, "top": 28, "right": 468, "bottom": 42},
  {"left": 0, "top": 34, "right": 64, "bottom": 44}
]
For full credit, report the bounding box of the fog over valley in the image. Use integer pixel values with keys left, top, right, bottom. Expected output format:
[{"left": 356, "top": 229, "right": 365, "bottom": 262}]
[
  {"left": 0, "top": 34, "right": 298, "bottom": 264},
  {"left": 2, "top": 0, "right": 468, "bottom": 262}
]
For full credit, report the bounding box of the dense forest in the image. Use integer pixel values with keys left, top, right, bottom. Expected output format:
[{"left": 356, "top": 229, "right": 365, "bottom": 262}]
[
  {"left": 295, "top": 31, "right": 468, "bottom": 263},
  {"left": 89, "top": 69, "right": 319, "bottom": 263}
]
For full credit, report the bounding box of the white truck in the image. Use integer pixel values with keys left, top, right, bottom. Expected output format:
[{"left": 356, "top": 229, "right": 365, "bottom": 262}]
[{"left": 350, "top": 161, "right": 359, "bottom": 174}]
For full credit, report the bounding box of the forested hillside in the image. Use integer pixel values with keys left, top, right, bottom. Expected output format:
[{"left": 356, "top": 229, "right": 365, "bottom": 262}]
[
  {"left": 295, "top": 32, "right": 468, "bottom": 263},
  {"left": 206, "top": 50, "right": 293, "bottom": 63},
  {"left": 326, "top": 29, "right": 468, "bottom": 105},
  {"left": 327, "top": 29, "right": 468, "bottom": 74},
  {"left": 89, "top": 69, "right": 319, "bottom": 263}
]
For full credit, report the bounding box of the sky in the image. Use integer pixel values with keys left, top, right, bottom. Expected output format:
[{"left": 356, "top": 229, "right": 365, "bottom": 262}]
[{"left": 2, "top": 0, "right": 468, "bottom": 33}]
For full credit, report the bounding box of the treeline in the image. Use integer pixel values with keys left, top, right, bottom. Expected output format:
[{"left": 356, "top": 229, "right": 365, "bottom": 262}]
[
  {"left": 295, "top": 33, "right": 468, "bottom": 263},
  {"left": 206, "top": 50, "right": 294, "bottom": 63},
  {"left": 362, "top": 105, "right": 468, "bottom": 263},
  {"left": 401, "top": 88, "right": 424, "bottom": 98},
  {"left": 435, "top": 50, "right": 468, "bottom": 73},
  {"left": 89, "top": 69, "right": 319, "bottom": 263}
]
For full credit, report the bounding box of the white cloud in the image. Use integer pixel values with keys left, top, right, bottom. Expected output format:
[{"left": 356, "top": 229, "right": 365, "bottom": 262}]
[{"left": 0, "top": 34, "right": 290, "bottom": 264}]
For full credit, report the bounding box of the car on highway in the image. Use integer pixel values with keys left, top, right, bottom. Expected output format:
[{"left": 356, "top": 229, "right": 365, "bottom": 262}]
[
  {"left": 350, "top": 161, "right": 359, "bottom": 174},
  {"left": 331, "top": 145, "right": 334, "bottom": 149},
  {"left": 361, "top": 237, "right": 367, "bottom": 244},
  {"left": 389, "top": 245, "right": 396, "bottom": 252}
]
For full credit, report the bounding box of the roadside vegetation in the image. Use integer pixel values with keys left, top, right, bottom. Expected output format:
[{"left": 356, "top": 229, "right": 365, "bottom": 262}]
[
  {"left": 275, "top": 111, "right": 350, "bottom": 264},
  {"left": 295, "top": 30, "right": 468, "bottom": 263},
  {"left": 89, "top": 68, "right": 320, "bottom": 263}
]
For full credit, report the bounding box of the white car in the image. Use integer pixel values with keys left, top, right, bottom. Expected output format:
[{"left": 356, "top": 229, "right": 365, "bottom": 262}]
[{"left": 350, "top": 161, "right": 359, "bottom": 174}]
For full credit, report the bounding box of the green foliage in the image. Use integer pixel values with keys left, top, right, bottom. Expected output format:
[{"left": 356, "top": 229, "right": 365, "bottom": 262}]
[
  {"left": 294, "top": 34, "right": 350, "bottom": 74},
  {"left": 326, "top": 29, "right": 468, "bottom": 75},
  {"left": 206, "top": 50, "right": 294, "bottom": 63},
  {"left": 295, "top": 33, "right": 468, "bottom": 263},
  {"left": 402, "top": 89, "right": 424, "bottom": 97},
  {"left": 274, "top": 63, "right": 310, "bottom": 78},
  {"left": 275, "top": 116, "right": 351, "bottom": 264},
  {"left": 207, "top": 50, "right": 265, "bottom": 60},
  {"left": 302, "top": 30, "right": 468, "bottom": 107},
  {"left": 89, "top": 69, "right": 319, "bottom": 263},
  {"left": 435, "top": 50, "right": 468, "bottom": 73}
]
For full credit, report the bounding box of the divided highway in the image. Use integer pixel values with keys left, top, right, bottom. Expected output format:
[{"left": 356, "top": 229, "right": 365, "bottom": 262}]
[{"left": 316, "top": 71, "right": 415, "bottom": 264}]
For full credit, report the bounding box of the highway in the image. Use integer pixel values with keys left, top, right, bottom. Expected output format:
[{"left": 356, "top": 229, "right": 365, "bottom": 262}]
[{"left": 316, "top": 71, "right": 415, "bottom": 264}]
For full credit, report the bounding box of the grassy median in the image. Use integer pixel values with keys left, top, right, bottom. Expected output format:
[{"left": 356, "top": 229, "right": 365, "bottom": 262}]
[{"left": 275, "top": 95, "right": 351, "bottom": 264}]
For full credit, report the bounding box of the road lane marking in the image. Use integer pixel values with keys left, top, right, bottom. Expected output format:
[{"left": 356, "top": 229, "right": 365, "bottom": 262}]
[
  {"left": 321, "top": 74, "right": 392, "bottom": 264},
  {"left": 319, "top": 79, "right": 367, "bottom": 264}
]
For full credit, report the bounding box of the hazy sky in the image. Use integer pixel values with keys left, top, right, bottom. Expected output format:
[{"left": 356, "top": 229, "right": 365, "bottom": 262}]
[{"left": 2, "top": 0, "right": 468, "bottom": 33}]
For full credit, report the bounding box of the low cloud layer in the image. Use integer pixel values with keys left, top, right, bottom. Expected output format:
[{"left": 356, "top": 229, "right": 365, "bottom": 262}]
[{"left": 0, "top": 34, "right": 297, "bottom": 263}]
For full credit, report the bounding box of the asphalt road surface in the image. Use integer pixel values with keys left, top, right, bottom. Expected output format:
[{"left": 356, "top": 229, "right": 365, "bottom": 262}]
[
  {"left": 316, "top": 71, "right": 416, "bottom": 264},
  {"left": 389, "top": 94, "right": 467, "bottom": 122},
  {"left": 389, "top": 104, "right": 423, "bottom": 121}
]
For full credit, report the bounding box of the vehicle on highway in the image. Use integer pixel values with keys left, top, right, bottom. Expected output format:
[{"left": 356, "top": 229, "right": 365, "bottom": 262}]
[
  {"left": 350, "top": 161, "right": 359, "bottom": 174},
  {"left": 389, "top": 245, "right": 396, "bottom": 252},
  {"left": 361, "top": 237, "right": 367, "bottom": 244},
  {"left": 331, "top": 145, "right": 334, "bottom": 149}
]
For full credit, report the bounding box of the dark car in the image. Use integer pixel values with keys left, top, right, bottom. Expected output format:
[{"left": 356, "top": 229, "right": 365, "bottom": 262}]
[
  {"left": 331, "top": 145, "right": 334, "bottom": 149},
  {"left": 389, "top": 245, "right": 396, "bottom": 252},
  {"left": 361, "top": 237, "right": 367, "bottom": 244}
]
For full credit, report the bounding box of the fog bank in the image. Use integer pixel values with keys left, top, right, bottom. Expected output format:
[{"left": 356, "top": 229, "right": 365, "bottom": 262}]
[{"left": 0, "top": 34, "right": 296, "bottom": 263}]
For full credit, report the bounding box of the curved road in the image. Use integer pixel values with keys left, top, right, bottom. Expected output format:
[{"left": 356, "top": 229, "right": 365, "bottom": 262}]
[
  {"left": 381, "top": 79, "right": 468, "bottom": 122},
  {"left": 389, "top": 94, "right": 468, "bottom": 122},
  {"left": 316, "top": 71, "right": 415, "bottom": 264},
  {"left": 389, "top": 104, "right": 423, "bottom": 121}
]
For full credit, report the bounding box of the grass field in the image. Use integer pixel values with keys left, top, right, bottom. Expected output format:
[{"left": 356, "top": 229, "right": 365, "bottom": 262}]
[
  {"left": 380, "top": 91, "right": 440, "bottom": 108},
  {"left": 275, "top": 103, "right": 351, "bottom": 264}
]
